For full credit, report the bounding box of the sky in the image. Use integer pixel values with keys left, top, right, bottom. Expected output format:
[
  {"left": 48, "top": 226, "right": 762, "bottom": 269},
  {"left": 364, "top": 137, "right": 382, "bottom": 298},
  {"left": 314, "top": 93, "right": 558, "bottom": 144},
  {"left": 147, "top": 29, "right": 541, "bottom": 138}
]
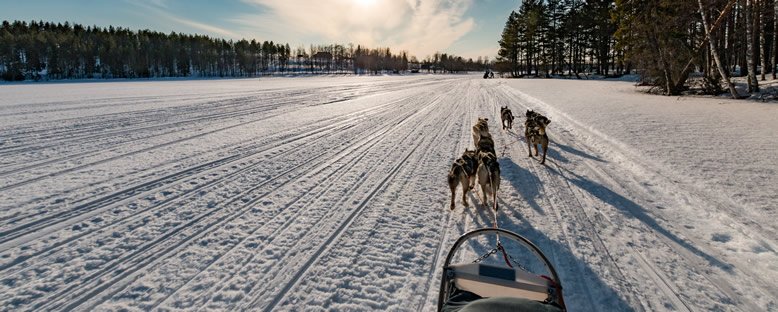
[{"left": 1, "top": 0, "right": 519, "bottom": 61}]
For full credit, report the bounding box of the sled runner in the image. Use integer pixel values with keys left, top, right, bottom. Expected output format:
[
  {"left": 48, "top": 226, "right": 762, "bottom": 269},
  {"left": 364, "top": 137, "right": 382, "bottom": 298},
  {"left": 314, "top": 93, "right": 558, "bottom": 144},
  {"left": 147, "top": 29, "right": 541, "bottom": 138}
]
[{"left": 437, "top": 228, "right": 566, "bottom": 312}]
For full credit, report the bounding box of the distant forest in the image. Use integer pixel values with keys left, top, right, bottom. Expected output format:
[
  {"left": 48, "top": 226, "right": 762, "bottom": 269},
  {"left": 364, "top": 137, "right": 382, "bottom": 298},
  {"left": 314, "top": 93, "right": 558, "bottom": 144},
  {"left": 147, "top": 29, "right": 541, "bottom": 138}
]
[
  {"left": 0, "top": 20, "right": 489, "bottom": 81},
  {"left": 5, "top": 0, "right": 778, "bottom": 98},
  {"left": 497, "top": 0, "right": 777, "bottom": 97}
]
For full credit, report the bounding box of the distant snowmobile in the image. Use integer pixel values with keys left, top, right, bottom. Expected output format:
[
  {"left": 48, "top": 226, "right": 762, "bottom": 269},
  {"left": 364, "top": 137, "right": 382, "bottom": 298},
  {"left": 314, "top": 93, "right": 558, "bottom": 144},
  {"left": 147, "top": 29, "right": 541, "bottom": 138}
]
[{"left": 438, "top": 228, "right": 566, "bottom": 312}]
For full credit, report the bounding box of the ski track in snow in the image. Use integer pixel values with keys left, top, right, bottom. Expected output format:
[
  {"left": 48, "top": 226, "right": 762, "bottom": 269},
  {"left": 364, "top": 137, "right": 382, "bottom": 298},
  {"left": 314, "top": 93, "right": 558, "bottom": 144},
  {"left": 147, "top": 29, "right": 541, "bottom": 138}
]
[{"left": 0, "top": 75, "right": 775, "bottom": 311}]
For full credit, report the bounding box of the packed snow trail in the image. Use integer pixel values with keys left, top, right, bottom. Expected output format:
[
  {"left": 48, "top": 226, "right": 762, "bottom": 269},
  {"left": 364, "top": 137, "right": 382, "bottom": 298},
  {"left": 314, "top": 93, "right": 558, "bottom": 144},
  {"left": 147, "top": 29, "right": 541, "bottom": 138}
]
[{"left": 0, "top": 75, "right": 775, "bottom": 311}]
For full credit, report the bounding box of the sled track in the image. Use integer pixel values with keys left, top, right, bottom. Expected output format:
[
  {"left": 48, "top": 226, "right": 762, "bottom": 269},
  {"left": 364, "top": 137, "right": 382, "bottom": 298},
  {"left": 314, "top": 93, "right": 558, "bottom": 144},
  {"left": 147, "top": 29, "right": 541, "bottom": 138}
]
[
  {"left": 497, "top": 84, "right": 763, "bottom": 311},
  {"left": 49, "top": 100, "right": 431, "bottom": 311},
  {"left": 0, "top": 80, "right": 424, "bottom": 148},
  {"left": 572, "top": 146, "right": 763, "bottom": 311},
  {"left": 0, "top": 105, "right": 393, "bottom": 282},
  {"left": 494, "top": 86, "right": 641, "bottom": 311},
  {"left": 1, "top": 91, "right": 300, "bottom": 157},
  {"left": 0, "top": 89, "right": 416, "bottom": 243},
  {"left": 2, "top": 108, "right": 375, "bottom": 281},
  {"left": 0, "top": 94, "right": 294, "bottom": 178},
  {"left": 0, "top": 93, "right": 393, "bottom": 223},
  {"left": 245, "top": 88, "right": 450, "bottom": 310},
  {"left": 0, "top": 79, "right": 441, "bottom": 182},
  {"left": 148, "top": 114, "right": 386, "bottom": 310},
  {"left": 257, "top": 82, "right": 464, "bottom": 311},
  {"left": 147, "top": 87, "right": 454, "bottom": 310},
  {"left": 13, "top": 80, "right": 456, "bottom": 310},
  {"left": 3, "top": 77, "right": 440, "bottom": 306},
  {"left": 3, "top": 92, "right": 421, "bottom": 280},
  {"left": 415, "top": 82, "right": 475, "bottom": 310}
]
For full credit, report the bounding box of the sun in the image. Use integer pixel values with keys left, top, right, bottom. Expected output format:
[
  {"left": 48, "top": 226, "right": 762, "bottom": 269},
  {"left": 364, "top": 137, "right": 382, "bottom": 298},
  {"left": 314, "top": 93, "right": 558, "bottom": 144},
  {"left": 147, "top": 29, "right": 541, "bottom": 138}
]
[{"left": 354, "top": 0, "right": 376, "bottom": 6}]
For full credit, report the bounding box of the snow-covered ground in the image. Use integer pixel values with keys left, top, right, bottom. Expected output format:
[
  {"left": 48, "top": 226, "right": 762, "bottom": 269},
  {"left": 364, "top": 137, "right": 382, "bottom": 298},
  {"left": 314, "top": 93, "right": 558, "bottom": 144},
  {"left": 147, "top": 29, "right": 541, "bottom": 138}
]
[{"left": 0, "top": 74, "right": 775, "bottom": 311}]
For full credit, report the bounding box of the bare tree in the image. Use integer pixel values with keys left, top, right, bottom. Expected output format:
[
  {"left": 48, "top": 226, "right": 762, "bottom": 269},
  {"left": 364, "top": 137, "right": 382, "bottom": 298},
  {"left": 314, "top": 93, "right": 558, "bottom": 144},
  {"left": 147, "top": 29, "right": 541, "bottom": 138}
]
[
  {"left": 770, "top": 1, "right": 778, "bottom": 79},
  {"left": 699, "top": 0, "right": 742, "bottom": 98},
  {"left": 746, "top": 0, "right": 760, "bottom": 92},
  {"left": 761, "top": 0, "right": 768, "bottom": 80}
]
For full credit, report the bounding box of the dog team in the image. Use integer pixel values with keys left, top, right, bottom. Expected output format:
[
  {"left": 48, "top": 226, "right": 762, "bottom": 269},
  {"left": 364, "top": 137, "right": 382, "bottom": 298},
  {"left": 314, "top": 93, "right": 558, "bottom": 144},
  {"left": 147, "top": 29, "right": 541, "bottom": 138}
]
[{"left": 447, "top": 107, "right": 551, "bottom": 210}]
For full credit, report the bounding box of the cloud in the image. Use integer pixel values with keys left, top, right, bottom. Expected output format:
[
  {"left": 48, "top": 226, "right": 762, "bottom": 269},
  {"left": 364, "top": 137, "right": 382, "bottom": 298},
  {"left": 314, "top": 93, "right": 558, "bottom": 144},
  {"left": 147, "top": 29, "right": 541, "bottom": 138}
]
[
  {"left": 149, "top": 0, "right": 168, "bottom": 8},
  {"left": 124, "top": 0, "right": 243, "bottom": 39},
  {"left": 456, "top": 44, "right": 499, "bottom": 61},
  {"left": 168, "top": 16, "right": 244, "bottom": 39},
  {"left": 234, "top": 0, "right": 474, "bottom": 58}
]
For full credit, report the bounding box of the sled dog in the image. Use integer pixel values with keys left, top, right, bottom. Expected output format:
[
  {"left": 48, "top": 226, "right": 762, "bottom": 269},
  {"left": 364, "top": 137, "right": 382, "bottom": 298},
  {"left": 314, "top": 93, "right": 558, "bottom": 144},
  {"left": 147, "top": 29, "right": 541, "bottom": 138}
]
[
  {"left": 525, "top": 109, "right": 539, "bottom": 121},
  {"left": 448, "top": 159, "right": 471, "bottom": 210},
  {"left": 475, "top": 134, "right": 496, "bottom": 159},
  {"left": 525, "top": 117, "right": 551, "bottom": 164},
  {"left": 460, "top": 149, "right": 479, "bottom": 190},
  {"left": 472, "top": 118, "right": 489, "bottom": 148},
  {"left": 447, "top": 149, "right": 479, "bottom": 210},
  {"left": 501, "top": 106, "right": 514, "bottom": 130},
  {"left": 476, "top": 151, "right": 500, "bottom": 210}
]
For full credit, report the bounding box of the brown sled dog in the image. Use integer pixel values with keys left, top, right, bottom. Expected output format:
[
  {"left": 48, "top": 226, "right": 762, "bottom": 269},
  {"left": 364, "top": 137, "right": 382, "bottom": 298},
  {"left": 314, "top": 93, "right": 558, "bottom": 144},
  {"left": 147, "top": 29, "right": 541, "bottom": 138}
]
[
  {"left": 472, "top": 118, "right": 489, "bottom": 148},
  {"left": 525, "top": 117, "right": 551, "bottom": 164},
  {"left": 475, "top": 132, "right": 495, "bottom": 157},
  {"left": 476, "top": 151, "right": 500, "bottom": 210},
  {"left": 447, "top": 149, "right": 478, "bottom": 210},
  {"left": 501, "top": 106, "right": 514, "bottom": 130}
]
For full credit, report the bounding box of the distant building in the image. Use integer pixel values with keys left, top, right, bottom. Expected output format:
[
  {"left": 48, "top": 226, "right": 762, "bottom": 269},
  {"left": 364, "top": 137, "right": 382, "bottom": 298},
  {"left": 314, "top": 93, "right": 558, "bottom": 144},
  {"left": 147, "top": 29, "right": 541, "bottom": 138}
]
[
  {"left": 409, "top": 62, "right": 421, "bottom": 73},
  {"left": 313, "top": 51, "right": 332, "bottom": 60},
  {"left": 312, "top": 52, "right": 333, "bottom": 73}
]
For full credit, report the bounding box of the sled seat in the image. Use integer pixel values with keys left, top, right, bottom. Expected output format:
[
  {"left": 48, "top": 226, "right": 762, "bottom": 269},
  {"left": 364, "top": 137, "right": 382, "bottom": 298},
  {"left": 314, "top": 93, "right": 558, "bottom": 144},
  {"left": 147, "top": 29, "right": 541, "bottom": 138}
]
[{"left": 447, "top": 263, "right": 552, "bottom": 302}]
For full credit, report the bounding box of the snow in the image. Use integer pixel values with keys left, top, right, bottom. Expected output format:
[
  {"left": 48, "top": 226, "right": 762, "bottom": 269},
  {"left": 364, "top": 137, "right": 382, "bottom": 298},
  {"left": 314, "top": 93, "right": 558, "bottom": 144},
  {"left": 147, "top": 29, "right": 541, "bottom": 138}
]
[{"left": 0, "top": 74, "right": 776, "bottom": 311}]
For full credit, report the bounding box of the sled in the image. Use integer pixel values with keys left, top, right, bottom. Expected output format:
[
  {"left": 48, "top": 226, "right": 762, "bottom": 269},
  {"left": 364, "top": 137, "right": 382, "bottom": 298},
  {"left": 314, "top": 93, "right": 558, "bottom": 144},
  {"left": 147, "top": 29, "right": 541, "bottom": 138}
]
[{"left": 437, "top": 228, "right": 566, "bottom": 312}]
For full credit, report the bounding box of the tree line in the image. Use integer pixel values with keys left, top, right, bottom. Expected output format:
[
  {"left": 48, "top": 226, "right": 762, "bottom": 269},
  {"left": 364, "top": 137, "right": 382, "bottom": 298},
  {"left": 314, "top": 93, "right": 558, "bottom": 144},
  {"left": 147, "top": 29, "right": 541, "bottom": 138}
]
[
  {"left": 498, "top": 0, "right": 617, "bottom": 78},
  {"left": 498, "top": 0, "right": 777, "bottom": 97},
  {"left": 0, "top": 20, "right": 488, "bottom": 81}
]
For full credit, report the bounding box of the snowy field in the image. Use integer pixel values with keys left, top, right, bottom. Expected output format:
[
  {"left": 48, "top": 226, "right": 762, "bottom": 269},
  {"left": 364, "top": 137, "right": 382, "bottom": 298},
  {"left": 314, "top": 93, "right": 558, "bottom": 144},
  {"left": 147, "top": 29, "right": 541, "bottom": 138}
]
[{"left": 0, "top": 75, "right": 776, "bottom": 311}]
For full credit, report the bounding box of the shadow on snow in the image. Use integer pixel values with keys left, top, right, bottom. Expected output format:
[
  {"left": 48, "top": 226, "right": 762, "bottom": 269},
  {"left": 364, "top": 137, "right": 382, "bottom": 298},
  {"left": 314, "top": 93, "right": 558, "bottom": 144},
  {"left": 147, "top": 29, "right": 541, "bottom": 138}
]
[{"left": 545, "top": 165, "right": 734, "bottom": 274}]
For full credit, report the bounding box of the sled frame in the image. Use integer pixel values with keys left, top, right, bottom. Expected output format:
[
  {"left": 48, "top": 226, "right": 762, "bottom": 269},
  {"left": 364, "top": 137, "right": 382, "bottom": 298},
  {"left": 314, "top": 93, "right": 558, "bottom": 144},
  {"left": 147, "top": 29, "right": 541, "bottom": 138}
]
[{"left": 436, "top": 228, "right": 563, "bottom": 311}]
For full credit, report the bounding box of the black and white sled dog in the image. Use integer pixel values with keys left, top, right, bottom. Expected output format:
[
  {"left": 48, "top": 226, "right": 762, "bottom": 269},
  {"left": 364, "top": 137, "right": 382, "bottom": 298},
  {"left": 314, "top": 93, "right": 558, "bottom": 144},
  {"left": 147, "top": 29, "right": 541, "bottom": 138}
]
[
  {"left": 524, "top": 109, "right": 551, "bottom": 164},
  {"left": 500, "top": 106, "right": 514, "bottom": 130},
  {"left": 448, "top": 149, "right": 479, "bottom": 210},
  {"left": 476, "top": 150, "right": 500, "bottom": 210},
  {"left": 472, "top": 118, "right": 490, "bottom": 148}
]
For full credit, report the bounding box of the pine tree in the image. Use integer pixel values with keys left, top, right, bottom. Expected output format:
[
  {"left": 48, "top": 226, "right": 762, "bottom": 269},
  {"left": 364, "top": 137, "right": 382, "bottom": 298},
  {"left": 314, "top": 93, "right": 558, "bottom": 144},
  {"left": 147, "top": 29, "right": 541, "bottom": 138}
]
[{"left": 498, "top": 11, "right": 521, "bottom": 77}]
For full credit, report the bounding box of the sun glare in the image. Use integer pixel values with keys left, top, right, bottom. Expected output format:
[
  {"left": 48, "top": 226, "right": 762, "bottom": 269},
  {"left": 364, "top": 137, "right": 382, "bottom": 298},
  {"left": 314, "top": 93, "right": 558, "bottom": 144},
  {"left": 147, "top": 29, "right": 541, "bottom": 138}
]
[{"left": 354, "top": 0, "right": 376, "bottom": 6}]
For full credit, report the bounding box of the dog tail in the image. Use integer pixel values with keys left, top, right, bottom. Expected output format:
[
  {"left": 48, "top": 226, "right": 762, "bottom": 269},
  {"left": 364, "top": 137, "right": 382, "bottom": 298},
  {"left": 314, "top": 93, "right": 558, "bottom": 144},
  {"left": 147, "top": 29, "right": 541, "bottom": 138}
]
[{"left": 447, "top": 171, "right": 457, "bottom": 189}]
